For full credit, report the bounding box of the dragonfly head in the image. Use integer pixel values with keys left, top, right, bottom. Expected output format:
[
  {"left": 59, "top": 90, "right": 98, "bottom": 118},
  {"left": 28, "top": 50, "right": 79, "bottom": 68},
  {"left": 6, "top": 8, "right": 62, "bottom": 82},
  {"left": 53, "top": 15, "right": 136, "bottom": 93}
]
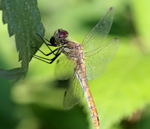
[{"left": 50, "top": 29, "right": 69, "bottom": 46}]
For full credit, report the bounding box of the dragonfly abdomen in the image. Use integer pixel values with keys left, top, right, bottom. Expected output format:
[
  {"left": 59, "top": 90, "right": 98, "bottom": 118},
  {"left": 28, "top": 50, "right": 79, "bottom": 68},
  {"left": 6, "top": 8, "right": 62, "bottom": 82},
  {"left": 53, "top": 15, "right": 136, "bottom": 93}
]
[
  {"left": 65, "top": 41, "right": 100, "bottom": 129},
  {"left": 85, "top": 87, "right": 100, "bottom": 129},
  {"left": 76, "top": 64, "right": 100, "bottom": 129}
]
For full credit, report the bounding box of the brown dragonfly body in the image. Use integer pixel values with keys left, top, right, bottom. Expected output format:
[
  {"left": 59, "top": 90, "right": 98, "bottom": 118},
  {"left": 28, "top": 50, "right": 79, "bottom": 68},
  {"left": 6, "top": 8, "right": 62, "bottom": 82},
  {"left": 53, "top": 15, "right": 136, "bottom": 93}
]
[{"left": 62, "top": 41, "right": 100, "bottom": 129}]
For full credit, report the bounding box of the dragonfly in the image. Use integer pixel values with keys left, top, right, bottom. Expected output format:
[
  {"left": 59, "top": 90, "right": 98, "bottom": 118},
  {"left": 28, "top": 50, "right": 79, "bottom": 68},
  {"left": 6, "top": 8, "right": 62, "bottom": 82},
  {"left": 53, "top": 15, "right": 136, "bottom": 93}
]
[{"left": 33, "top": 7, "right": 119, "bottom": 129}]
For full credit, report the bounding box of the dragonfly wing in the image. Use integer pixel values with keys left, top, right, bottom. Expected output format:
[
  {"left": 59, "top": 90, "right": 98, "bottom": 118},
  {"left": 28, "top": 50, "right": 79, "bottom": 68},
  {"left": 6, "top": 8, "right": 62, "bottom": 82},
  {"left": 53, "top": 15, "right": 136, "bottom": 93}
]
[
  {"left": 82, "top": 7, "right": 114, "bottom": 53},
  {"left": 63, "top": 74, "right": 83, "bottom": 109},
  {"left": 55, "top": 55, "right": 74, "bottom": 80},
  {"left": 55, "top": 55, "right": 83, "bottom": 109},
  {"left": 85, "top": 38, "right": 119, "bottom": 80}
]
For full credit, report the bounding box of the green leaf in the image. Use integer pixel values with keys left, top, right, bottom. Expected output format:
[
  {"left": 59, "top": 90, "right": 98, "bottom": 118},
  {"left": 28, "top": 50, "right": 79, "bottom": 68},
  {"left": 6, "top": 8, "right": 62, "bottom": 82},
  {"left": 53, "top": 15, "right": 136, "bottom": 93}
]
[
  {"left": 0, "top": 0, "right": 45, "bottom": 79},
  {"left": 0, "top": 0, "right": 2, "bottom": 9}
]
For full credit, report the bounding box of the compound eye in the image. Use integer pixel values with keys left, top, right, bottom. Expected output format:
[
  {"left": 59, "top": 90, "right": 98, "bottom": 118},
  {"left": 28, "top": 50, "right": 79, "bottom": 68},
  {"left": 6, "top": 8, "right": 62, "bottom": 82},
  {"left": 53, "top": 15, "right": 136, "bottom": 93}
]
[
  {"left": 50, "top": 36, "right": 56, "bottom": 44},
  {"left": 58, "top": 29, "right": 68, "bottom": 38}
]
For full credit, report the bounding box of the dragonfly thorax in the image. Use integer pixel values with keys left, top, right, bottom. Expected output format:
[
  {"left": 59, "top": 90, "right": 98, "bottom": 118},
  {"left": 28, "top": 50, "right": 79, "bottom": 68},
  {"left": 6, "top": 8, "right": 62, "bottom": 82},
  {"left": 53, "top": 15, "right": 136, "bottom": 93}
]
[{"left": 62, "top": 41, "right": 84, "bottom": 63}]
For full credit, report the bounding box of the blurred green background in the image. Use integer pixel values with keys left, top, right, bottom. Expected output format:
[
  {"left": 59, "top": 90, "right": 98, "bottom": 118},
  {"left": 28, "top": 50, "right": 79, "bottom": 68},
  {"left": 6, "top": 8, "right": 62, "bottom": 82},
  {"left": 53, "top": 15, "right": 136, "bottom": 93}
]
[{"left": 0, "top": 0, "right": 150, "bottom": 129}]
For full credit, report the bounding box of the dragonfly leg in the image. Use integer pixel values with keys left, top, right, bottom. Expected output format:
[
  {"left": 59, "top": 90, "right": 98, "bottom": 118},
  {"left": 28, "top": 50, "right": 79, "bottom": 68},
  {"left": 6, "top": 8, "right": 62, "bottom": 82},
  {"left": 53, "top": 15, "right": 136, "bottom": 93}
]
[
  {"left": 34, "top": 55, "right": 52, "bottom": 64},
  {"left": 36, "top": 33, "right": 53, "bottom": 46},
  {"left": 33, "top": 48, "right": 62, "bottom": 64},
  {"left": 49, "top": 48, "right": 62, "bottom": 64},
  {"left": 33, "top": 47, "right": 60, "bottom": 56},
  {"left": 36, "top": 33, "right": 54, "bottom": 53},
  {"left": 49, "top": 53, "right": 61, "bottom": 64},
  {"left": 45, "top": 48, "right": 60, "bottom": 56},
  {"left": 34, "top": 53, "right": 61, "bottom": 64}
]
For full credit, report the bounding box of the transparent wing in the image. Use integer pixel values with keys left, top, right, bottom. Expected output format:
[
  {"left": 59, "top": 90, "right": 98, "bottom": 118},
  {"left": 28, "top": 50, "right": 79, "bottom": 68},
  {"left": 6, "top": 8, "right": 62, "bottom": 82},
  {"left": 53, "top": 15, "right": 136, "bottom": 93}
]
[
  {"left": 55, "top": 55, "right": 74, "bottom": 80},
  {"left": 63, "top": 74, "right": 83, "bottom": 109},
  {"left": 82, "top": 7, "right": 114, "bottom": 53},
  {"left": 85, "top": 38, "right": 119, "bottom": 80},
  {"left": 55, "top": 55, "right": 83, "bottom": 109}
]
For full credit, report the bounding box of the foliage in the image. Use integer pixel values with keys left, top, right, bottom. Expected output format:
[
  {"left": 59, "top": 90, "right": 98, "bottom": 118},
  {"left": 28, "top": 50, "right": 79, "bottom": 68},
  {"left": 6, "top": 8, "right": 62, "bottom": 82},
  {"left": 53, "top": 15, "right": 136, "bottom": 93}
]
[
  {"left": 0, "top": 0, "right": 150, "bottom": 129},
  {"left": 0, "top": 0, "right": 44, "bottom": 80}
]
